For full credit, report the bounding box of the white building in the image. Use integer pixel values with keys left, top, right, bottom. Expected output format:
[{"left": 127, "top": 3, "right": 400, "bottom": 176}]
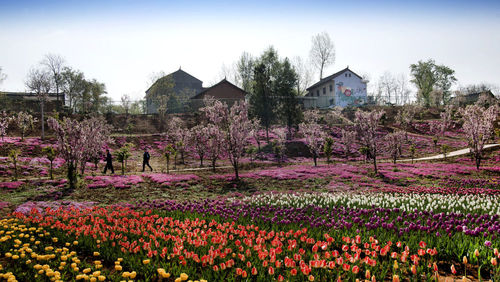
[{"left": 304, "top": 67, "right": 368, "bottom": 108}]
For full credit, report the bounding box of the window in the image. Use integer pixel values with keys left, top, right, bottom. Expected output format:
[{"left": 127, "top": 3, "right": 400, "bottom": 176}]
[
  {"left": 316, "top": 90, "right": 320, "bottom": 96},
  {"left": 323, "top": 87, "right": 326, "bottom": 94},
  {"left": 329, "top": 85, "right": 332, "bottom": 92},
  {"left": 345, "top": 73, "right": 347, "bottom": 77},
  {"left": 349, "top": 73, "right": 351, "bottom": 77}
]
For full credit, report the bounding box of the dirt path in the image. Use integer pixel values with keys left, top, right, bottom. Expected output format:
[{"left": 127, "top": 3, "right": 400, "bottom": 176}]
[{"left": 397, "top": 144, "right": 499, "bottom": 162}]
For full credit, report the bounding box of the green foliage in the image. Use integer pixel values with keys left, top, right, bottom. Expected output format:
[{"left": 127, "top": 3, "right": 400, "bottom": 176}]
[
  {"left": 323, "top": 137, "right": 334, "bottom": 163},
  {"left": 8, "top": 149, "right": 20, "bottom": 180},
  {"left": 115, "top": 143, "right": 133, "bottom": 175},
  {"left": 410, "top": 59, "right": 457, "bottom": 107},
  {"left": 163, "top": 144, "right": 176, "bottom": 173}
]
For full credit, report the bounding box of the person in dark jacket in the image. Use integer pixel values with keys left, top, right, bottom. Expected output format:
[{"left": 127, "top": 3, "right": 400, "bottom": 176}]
[
  {"left": 103, "top": 149, "right": 114, "bottom": 174},
  {"left": 142, "top": 149, "right": 153, "bottom": 172}
]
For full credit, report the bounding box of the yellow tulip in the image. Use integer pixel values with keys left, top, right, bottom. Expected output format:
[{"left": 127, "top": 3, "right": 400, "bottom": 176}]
[
  {"left": 143, "top": 259, "right": 150, "bottom": 265},
  {"left": 93, "top": 252, "right": 100, "bottom": 257},
  {"left": 129, "top": 271, "right": 137, "bottom": 279},
  {"left": 180, "top": 273, "right": 188, "bottom": 281},
  {"left": 98, "top": 275, "right": 106, "bottom": 281},
  {"left": 83, "top": 268, "right": 91, "bottom": 274},
  {"left": 115, "top": 265, "right": 122, "bottom": 271}
]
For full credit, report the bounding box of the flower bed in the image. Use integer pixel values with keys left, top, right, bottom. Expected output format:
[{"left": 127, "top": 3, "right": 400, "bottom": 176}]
[{"left": 85, "top": 175, "right": 143, "bottom": 189}]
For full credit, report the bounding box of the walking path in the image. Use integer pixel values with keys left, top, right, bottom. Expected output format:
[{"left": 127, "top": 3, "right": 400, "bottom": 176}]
[{"left": 397, "top": 144, "right": 499, "bottom": 162}]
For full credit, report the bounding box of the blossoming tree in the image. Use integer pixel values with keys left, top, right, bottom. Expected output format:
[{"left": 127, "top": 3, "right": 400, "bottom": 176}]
[
  {"left": 189, "top": 124, "right": 209, "bottom": 167},
  {"left": 299, "top": 110, "right": 325, "bottom": 166},
  {"left": 48, "top": 117, "right": 84, "bottom": 189},
  {"left": 14, "top": 111, "right": 37, "bottom": 141},
  {"left": 353, "top": 110, "right": 385, "bottom": 174},
  {"left": 385, "top": 130, "right": 406, "bottom": 164},
  {"left": 0, "top": 111, "right": 11, "bottom": 141},
  {"left": 459, "top": 104, "right": 499, "bottom": 170}
]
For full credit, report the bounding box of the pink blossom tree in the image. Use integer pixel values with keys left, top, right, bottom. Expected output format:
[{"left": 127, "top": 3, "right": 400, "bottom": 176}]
[
  {"left": 459, "top": 104, "right": 499, "bottom": 170},
  {"left": 384, "top": 130, "right": 406, "bottom": 164},
  {"left": 201, "top": 97, "right": 251, "bottom": 180},
  {"left": 0, "top": 111, "right": 11, "bottom": 141},
  {"left": 395, "top": 105, "right": 418, "bottom": 140},
  {"left": 79, "top": 117, "right": 113, "bottom": 174},
  {"left": 48, "top": 117, "right": 84, "bottom": 189},
  {"left": 223, "top": 101, "right": 251, "bottom": 180},
  {"left": 249, "top": 118, "right": 262, "bottom": 152},
  {"left": 353, "top": 110, "right": 385, "bottom": 174},
  {"left": 189, "top": 124, "right": 209, "bottom": 167},
  {"left": 340, "top": 129, "right": 356, "bottom": 159},
  {"left": 299, "top": 110, "right": 325, "bottom": 166},
  {"left": 206, "top": 124, "right": 225, "bottom": 172},
  {"left": 201, "top": 97, "right": 228, "bottom": 172}
]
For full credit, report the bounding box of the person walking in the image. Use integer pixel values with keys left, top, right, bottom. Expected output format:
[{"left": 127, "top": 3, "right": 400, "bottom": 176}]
[
  {"left": 142, "top": 148, "right": 153, "bottom": 172},
  {"left": 103, "top": 149, "right": 114, "bottom": 174}
]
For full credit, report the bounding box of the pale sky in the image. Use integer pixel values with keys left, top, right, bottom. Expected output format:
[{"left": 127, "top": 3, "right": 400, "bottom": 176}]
[{"left": 1, "top": 0, "right": 499, "bottom": 102}]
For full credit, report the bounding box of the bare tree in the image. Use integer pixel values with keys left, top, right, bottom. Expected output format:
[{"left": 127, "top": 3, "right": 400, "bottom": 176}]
[
  {"left": 378, "top": 72, "right": 397, "bottom": 104},
  {"left": 309, "top": 32, "right": 335, "bottom": 80},
  {"left": 214, "top": 63, "right": 239, "bottom": 85},
  {"left": 25, "top": 68, "right": 52, "bottom": 139},
  {"left": 120, "top": 94, "right": 131, "bottom": 115},
  {"left": 0, "top": 67, "right": 6, "bottom": 85},
  {"left": 395, "top": 74, "right": 412, "bottom": 105},
  {"left": 41, "top": 54, "right": 66, "bottom": 108},
  {"left": 291, "top": 56, "right": 313, "bottom": 96}
]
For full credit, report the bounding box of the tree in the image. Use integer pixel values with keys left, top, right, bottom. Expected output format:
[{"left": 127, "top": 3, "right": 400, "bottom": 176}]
[
  {"left": 0, "top": 67, "right": 6, "bottom": 85},
  {"left": 276, "top": 58, "right": 301, "bottom": 136},
  {"left": 42, "top": 146, "right": 57, "bottom": 180},
  {"left": 25, "top": 68, "right": 52, "bottom": 140},
  {"left": 459, "top": 104, "right": 498, "bottom": 170},
  {"left": 201, "top": 97, "right": 226, "bottom": 172},
  {"left": 201, "top": 97, "right": 251, "bottom": 180},
  {"left": 395, "top": 105, "right": 418, "bottom": 140},
  {"left": 310, "top": 32, "right": 335, "bottom": 79},
  {"left": 378, "top": 72, "right": 397, "bottom": 104},
  {"left": 168, "top": 117, "right": 189, "bottom": 165},
  {"left": 61, "top": 67, "right": 86, "bottom": 113},
  {"left": 163, "top": 144, "right": 175, "bottom": 174},
  {"left": 410, "top": 59, "right": 456, "bottom": 107},
  {"left": 385, "top": 131, "right": 406, "bottom": 164},
  {"left": 249, "top": 118, "right": 262, "bottom": 152},
  {"left": 189, "top": 124, "right": 209, "bottom": 167},
  {"left": 206, "top": 124, "right": 224, "bottom": 172},
  {"left": 236, "top": 52, "right": 255, "bottom": 92},
  {"left": 323, "top": 137, "right": 334, "bottom": 164},
  {"left": 115, "top": 143, "right": 133, "bottom": 175},
  {"left": 80, "top": 117, "right": 113, "bottom": 173},
  {"left": 272, "top": 128, "right": 287, "bottom": 164},
  {"left": 249, "top": 47, "right": 282, "bottom": 141},
  {"left": 8, "top": 149, "right": 20, "bottom": 180},
  {"left": 120, "top": 94, "right": 131, "bottom": 116},
  {"left": 14, "top": 112, "right": 37, "bottom": 141},
  {"left": 48, "top": 117, "right": 85, "bottom": 189},
  {"left": 88, "top": 79, "right": 107, "bottom": 114},
  {"left": 291, "top": 56, "right": 313, "bottom": 96},
  {"left": 223, "top": 101, "right": 251, "bottom": 180},
  {"left": 41, "top": 54, "right": 66, "bottom": 109},
  {"left": 299, "top": 110, "right": 325, "bottom": 166},
  {"left": 340, "top": 129, "right": 356, "bottom": 159},
  {"left": 353, "top": 110, "right": 385, "bottom": 174},
  {"left": 0, "top": 111, "right": 11, "bottom": 141}
]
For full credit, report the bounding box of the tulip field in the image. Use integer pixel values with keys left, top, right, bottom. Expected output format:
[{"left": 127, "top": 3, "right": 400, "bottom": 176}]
[{"left": 1, "top": 104, "right": 500, "bottom": 281}]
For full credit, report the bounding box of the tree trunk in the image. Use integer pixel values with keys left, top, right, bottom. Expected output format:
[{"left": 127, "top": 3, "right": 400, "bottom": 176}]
[
  {"left": 68, "top": 162, "right": 76, "bottom": 190},
  {"left": 199, "top": 156, "right": 204, "bottom": 168},
  {"left": 13, "top": 160, "right": 17, "bottom": 180},
  {"left": 265, "top": 126, "right": 270, "bottom": 142},
  {"left": 181, "top": 151, "right": 185, "bottom": 164},
  {"left": 212, "top": 159, "right": 216, "bottom": 173},
  {"left": 313, "top": 155, "right": 317, "bottom": 167},
  {"left": 50, "top": 161, "right": 53, "bottom": 180},
  {"left": 41, "top": 101, "right": 45, "bottom": 140},
  {"left": 373, "top": 155, "right": 378, "bottom": 174},
  {"left": 166, "top": 158, "right": 169, "bottom": 174},
  {"left": 121, "top": 162, "right": 125, "bottom": 175},
  {"left": 233, "top": 161, "right": 239, "bottom": 181},
  {"left": 475, "top": 156, "right": 481, "bottom": 170}
]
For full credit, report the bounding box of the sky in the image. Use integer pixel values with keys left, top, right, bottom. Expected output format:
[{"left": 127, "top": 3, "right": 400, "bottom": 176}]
[{"left": 1, "top": 0, "right": 499, "bottom": 102}]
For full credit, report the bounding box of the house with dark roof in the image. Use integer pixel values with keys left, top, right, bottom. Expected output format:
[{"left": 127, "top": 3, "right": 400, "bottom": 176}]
[
  {"left": 450, "top": 90, "right": 497, "bottom": 106},
  {"left": 145, "top": 68, "right": 204, "bottom": 114},
  {"left": 304, "top": 67, "right": 368, "bottom": 108},
  {"left": 0, "top": 91, "right": 65, "bottom": 112},
  {"left": 190, "top": 79, "right": 247, "bottom": 109}
]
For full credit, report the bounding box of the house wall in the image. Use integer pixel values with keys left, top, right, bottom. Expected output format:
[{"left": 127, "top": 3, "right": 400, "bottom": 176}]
[
  {"left": 334, "top": 70, "right": 367, "bottom": 107},
  {"left": 306, "top": 80, "right": 336, "bottom": 108}
]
